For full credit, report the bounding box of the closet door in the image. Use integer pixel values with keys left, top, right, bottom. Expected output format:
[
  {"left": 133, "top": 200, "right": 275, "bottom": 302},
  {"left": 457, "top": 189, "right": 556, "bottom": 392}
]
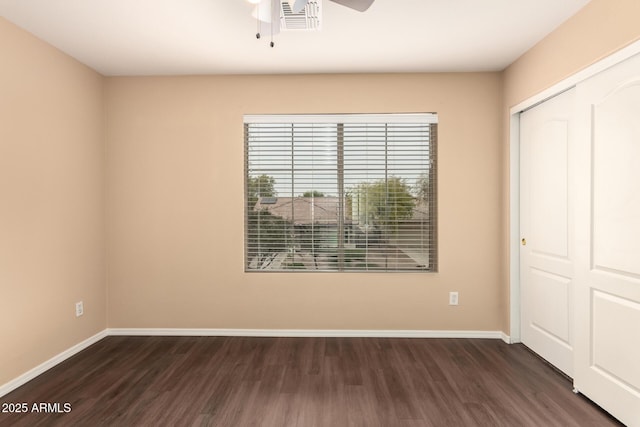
[
  {"left": 573, "top": 52, "right": 640, "bottom": 427},
  {"left": 520, "top": 88, "right": 575, "bottom": 377}
]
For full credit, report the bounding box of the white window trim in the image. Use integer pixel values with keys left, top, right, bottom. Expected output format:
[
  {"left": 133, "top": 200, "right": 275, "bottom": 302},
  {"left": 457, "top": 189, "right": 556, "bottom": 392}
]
[{"left": 244, "top": 113, "right": 438, "bottom": 124}]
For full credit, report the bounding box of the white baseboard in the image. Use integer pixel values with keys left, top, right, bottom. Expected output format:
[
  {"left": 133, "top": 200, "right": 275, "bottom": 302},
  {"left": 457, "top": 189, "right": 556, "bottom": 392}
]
[
  {"left": 0, "top": 330, "right": 108, "bottom": 398},
  {"left": 107, "top": 328, "right": 506, "bottom": 339},
  {"left": 501, "top": 332, "right": 512, "bottom": 344},
  {"left": 1, "top": 328, "right": 509, "bottom": 397}
]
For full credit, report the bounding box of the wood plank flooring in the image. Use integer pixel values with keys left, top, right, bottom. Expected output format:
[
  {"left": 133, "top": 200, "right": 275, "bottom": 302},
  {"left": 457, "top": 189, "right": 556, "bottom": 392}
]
[{"left": 0, "top": 337, "right": 622, "bottom": 426}]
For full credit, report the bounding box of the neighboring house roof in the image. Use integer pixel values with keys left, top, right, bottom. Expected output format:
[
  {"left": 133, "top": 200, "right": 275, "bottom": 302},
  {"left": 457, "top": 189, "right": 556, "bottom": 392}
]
[
  {"left": 255, "top": 196, "right": 427, "bottom": 225},
  {"left": 255, "top": 197, "right": 351, "bottom": 225}
]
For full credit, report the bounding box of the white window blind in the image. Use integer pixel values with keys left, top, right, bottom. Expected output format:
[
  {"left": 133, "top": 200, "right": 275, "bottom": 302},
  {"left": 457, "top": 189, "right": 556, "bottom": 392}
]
[{"left": 244, "top": 113, "right": 437, "bottom": 272}]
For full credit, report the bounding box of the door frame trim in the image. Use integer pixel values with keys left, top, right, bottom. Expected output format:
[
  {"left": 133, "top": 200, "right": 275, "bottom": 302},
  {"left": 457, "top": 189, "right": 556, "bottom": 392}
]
[{"left": 508, "top": 39, "right": 640, "bottom": 343}]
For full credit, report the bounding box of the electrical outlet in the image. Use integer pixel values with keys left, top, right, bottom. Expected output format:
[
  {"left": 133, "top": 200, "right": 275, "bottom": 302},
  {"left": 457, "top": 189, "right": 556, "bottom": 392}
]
[
  {"left": 75, "top": 301, "right": 84, "bottom": 317},
  {"left": 449, "top": 292, "right": 459, "bottom": 306}
]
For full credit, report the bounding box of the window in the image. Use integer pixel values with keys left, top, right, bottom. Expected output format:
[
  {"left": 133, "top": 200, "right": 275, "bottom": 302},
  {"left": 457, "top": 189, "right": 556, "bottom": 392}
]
[{"left": 244, "top": 113, "right": 437, "bottom": 272}]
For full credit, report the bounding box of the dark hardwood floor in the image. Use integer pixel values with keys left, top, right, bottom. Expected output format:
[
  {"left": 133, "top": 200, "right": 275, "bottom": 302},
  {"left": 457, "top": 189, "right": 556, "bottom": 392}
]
[{"left": 0, "top": 336, "right": 622, "bottom": 426}]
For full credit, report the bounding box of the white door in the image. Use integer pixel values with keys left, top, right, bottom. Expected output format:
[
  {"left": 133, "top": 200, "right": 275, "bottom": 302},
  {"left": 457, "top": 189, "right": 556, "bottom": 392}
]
[
  {"left": 573, "top": 52, "right": 640, "bottom": 427},
  {"left": 520, "top": 88, "right": 575, "bottom": 377}
]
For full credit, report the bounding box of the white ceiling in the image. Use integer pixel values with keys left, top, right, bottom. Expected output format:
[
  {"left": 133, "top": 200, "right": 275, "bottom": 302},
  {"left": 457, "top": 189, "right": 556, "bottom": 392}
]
[{"left": 0, "top": 0, "right": 591, "bottom": 76}]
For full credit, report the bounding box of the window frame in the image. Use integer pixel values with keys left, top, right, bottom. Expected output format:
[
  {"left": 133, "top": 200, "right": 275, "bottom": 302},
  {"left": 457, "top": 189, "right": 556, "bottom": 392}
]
[{"left": 244, "top": 113, "right": 438, "bottom": 273}]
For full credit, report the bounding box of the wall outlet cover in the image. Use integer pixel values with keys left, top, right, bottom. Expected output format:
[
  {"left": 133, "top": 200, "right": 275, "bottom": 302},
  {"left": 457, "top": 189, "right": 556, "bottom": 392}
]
[{"left": 75, "top": 301, "right": 84, "bottom": 317}]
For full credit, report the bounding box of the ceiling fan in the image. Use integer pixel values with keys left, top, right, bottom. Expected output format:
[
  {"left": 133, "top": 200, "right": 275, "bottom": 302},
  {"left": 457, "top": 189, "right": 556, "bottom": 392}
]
[
  {"left": 249, "top": 0, "right": 375, "bottom": 46},
  {"left": 291, "top": 0, "right": 374, "bottom": 13}
]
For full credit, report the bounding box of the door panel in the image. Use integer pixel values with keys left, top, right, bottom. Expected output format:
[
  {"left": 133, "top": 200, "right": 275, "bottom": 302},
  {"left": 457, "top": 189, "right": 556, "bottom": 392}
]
[
  {"left": 574, "top": 52, "right": 640, "bottom": 427},
  {"left": 592, "top": 291, "right": 640, "bottom": 390},
  {"left": 529, "top": 120, "right": 569, "bottom": 259},
  {"left": 592, "top": 83, "right": 640, "bottom": 277},
  {"left": 530, "top": 269, "right": 571, "bottom": 344},
  {"left": 520, "top": 88, "right": 575, "bottom": 377}
]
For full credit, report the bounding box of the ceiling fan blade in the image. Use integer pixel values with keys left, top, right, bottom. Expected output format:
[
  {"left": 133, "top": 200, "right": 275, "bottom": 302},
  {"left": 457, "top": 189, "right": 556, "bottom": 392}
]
[
  {"left": 251, "top": 0, "right": 271, "bottom": 22},
  {"left": 291, "top": 0, "right": 309, "bottom": 14},
  {"left": 328, "top": 0, "right": 375, "bottom": 12},
  {"left": 251, "top": 0, "right": 280, "bottom": 39},
  {"left": 252, "top": 0, "right": 281, "bottom": 24}
]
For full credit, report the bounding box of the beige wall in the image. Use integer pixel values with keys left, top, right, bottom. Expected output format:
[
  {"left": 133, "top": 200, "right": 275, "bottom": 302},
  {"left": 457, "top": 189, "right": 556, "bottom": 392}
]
[
  {"left": 501, "top": 0, "right": 640, "bottom": 330},
  {"left": 105, "top": 73, "right": 504, "bottom": 331},
  {"left": 0, "top": 18, "right": 106, "bottom": 386},
  {"left": 504, "top": 0, "right": 640, "bottom": 106}
]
